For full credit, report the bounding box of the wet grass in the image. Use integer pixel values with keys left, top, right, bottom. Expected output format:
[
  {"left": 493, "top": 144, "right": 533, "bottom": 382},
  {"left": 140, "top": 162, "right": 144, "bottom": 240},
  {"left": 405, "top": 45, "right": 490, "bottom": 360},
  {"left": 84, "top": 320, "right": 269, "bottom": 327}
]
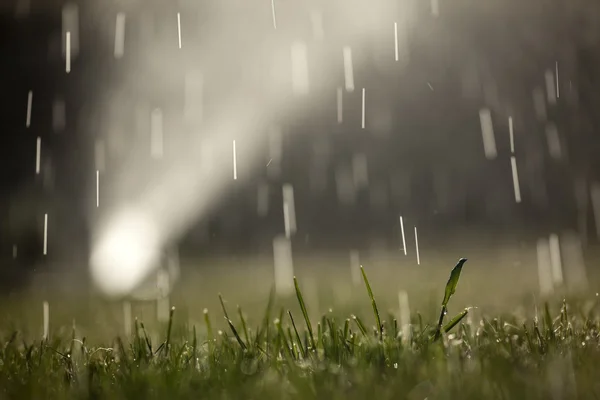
[{"left": 1, "top": 259, "right": 600, "bottom": 399}]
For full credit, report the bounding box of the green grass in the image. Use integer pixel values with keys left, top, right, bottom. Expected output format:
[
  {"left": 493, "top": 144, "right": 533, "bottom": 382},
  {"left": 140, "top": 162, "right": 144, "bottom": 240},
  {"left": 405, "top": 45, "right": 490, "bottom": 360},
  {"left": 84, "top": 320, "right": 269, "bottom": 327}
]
[{"left": 1, "top": 259, "right": 600, "bottom": 399}]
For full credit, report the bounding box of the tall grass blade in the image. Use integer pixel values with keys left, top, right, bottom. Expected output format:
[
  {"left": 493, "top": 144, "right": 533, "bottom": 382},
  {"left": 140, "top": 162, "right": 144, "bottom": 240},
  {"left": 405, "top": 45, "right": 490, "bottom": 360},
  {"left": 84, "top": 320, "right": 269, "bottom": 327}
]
[
  {"left": 288, "top": 310, "right": 307, "bottom": 358},
  {"left": 204, "top": 309, "right": 213, "bottom": 345},
  {"left": 360, "top": 265, "right": 383, "bottom": 339},
  {"left": 218, "top": 294, "right": 246, "bottom": 350},
  {"left": 189, "top": 325, "right": 197, "bottom": 365},
  {"left": 218, "top": 293, "right": 231, "bottom": 320},
  {"left": 442, "top": 258, "right": 467, "bottom": 308},
  {"left": 237, "top": 305, "right": 250, "bottom": 346},
  {"left": 224, "top": 317, "right": 247, "bottom": 351},
  {"left": 140, "top": 322, "right": 153, "bottom": 355},
  {"left": 343, "top": 319, "right": 350, "bottom": 342},
  {"left": 293, "top": 277, "right": 316, "bottom": 351},
  {"left": 435, "top": 258, "right": 467, "bottom": 340},
  {"left": 164, "top": 306, "right": 175, "bottom": 357}
]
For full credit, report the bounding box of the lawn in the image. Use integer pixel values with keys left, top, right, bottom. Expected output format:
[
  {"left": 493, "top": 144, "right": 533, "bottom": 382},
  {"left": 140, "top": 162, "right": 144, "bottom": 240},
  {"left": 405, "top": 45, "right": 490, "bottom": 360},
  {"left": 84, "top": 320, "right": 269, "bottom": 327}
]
[{"left": 1, "top": 258, "right": 599, "bottom": 399}]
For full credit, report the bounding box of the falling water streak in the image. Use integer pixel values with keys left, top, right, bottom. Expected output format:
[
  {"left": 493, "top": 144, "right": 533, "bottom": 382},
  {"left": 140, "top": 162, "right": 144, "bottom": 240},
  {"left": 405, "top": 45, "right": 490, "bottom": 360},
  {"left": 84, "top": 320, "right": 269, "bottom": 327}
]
[
  {"left": 414, "top": 226, "right": 420, "bottom": 265},
  {"left": 114, "top": 12, "right": 126, "bottom": 58},
  {"left": 361, "top": 88, "right": 366, "bottom": 129},
  {"left": 62, "top": 3, "right": 78, "bottom": 60},
  {"left": 42, "top": 301, "right": 49, "bottom": 340},
  {"left": 336, "top": 87, "right": 343, "bottom": 123},
  {"left": 291, "top": 42, "right": 309, "bottom": 95},
  {"left": 232, "top": 140, "right": 237, "bottom": 180},
  {"left": 65, "top": 31, "right": 71, "bottom": 73},
  {"left": 400, "top": 216, "right": 407, "bottom": 255},
  {"left": 35, "top": 137, "right": 41, "bottom": 175},
  {"left": 123, "top": 301, "right": 132, "bottom": 337},
  {"left": 43, "top": 213, "right": 48, "bottom": 255},
  {"left": 479, "top": 108, "right": 497, "bottom": 159},
  {"left": 26, "top": 90, "right": 32, "bottom": 127},
  {"left": 177, "top": 13, "right": 182, "bottom": 49},
  {"left": 431, "top": 0, "right": 439, "bottom": 16},
  {"left": 12, "top": 245, "right": 17, "bottom": 259},
  {"left": 282, "top": 184, "right": 297, "bottom": 237},
  {"left": 549, "top": 234, "right": 563, "bottom": 286},
  {"left": 555, "top": 61, "right": 560, "bottom": 98},
  {"left": 394, "top": 22, "right": 399, "bottom": 61},
  {"left": 96, "top": 170, "right": 100, "bottom": 208},
  {"left": 509, "top": 116, "right": 514, "bottom": 153},
  {"left": 510, "top": 156, "right": 522, "bottom": 203},
  {"left": 271, "top": 0, "right": 277, "bottom": 29},
  {"left": 283, "top": 202, "right": 291, "bottom": 238},
  {"left": 273, "top": 236, "right": 294, "bottom": 296},
  {"left": 537, "top": 238, "right": 554, "bottom": 296},
  {"left": 545, "top": 70, "right": 557, "bottom": 105},
  {"left": 398, "top": 290, "right": 411, "bottom": 344},
  {"left": 343, "top": 46, "right": 354, "bottom": 92}
]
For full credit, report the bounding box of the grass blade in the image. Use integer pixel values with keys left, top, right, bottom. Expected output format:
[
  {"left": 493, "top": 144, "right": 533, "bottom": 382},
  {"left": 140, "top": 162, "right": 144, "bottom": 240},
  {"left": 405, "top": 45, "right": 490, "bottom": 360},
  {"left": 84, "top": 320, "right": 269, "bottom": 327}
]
[
  {"left": 219, "top": 294, "right": 246, "bottom": 350},
  {"left": 189, "top": 325, "right": 197, "bottom": 365},
  {"left": 288, "top": 311, "right": 307, "bottom": 358},
  {"left": 441, "top": 258, "right": 467, "bottom": 308},
  {"left": 435, "top": 258, "right": 467, "bottom": 340},
  {"left": 237, "top": 305, "right": 250, "bottom": 346},
  {"left": 352, "top": 315, "right": 368, "bottom": 337},
  {"left": 275, "top": 318, "right": 294, "bottom": 360},
  {"left": 204, "top": 308, "right": 215, "bottom": 342},
  {"left": 343, "top": 319, "right": 350, "bottom": 342},
  {"left": 218, "top": 293, "right": 231, "bottom": 320},
  {"left": 140, "top": 322, "right": 153, "bottom": 356},
  {"left": 224, "top": 317, "right": 247, "bottom": 351},
  {"left": 360, "top": 265, "right": 383, "bottom": 339},
  {"left": 164, "top": 306, "right": 175, "bottom": 357},
  {"left": 293, "top": 277, "right": 316, "bottom": 351},
  {"left": 443, "top": 309, "right": 469, "bottom": 334}
]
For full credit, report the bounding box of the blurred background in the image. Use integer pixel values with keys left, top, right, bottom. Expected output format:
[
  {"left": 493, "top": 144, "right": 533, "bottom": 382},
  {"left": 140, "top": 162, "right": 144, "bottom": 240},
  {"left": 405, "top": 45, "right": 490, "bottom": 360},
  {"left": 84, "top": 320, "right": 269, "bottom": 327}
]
[{"left": 1, "top": 0, "right": 600, "bottom": 340}]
